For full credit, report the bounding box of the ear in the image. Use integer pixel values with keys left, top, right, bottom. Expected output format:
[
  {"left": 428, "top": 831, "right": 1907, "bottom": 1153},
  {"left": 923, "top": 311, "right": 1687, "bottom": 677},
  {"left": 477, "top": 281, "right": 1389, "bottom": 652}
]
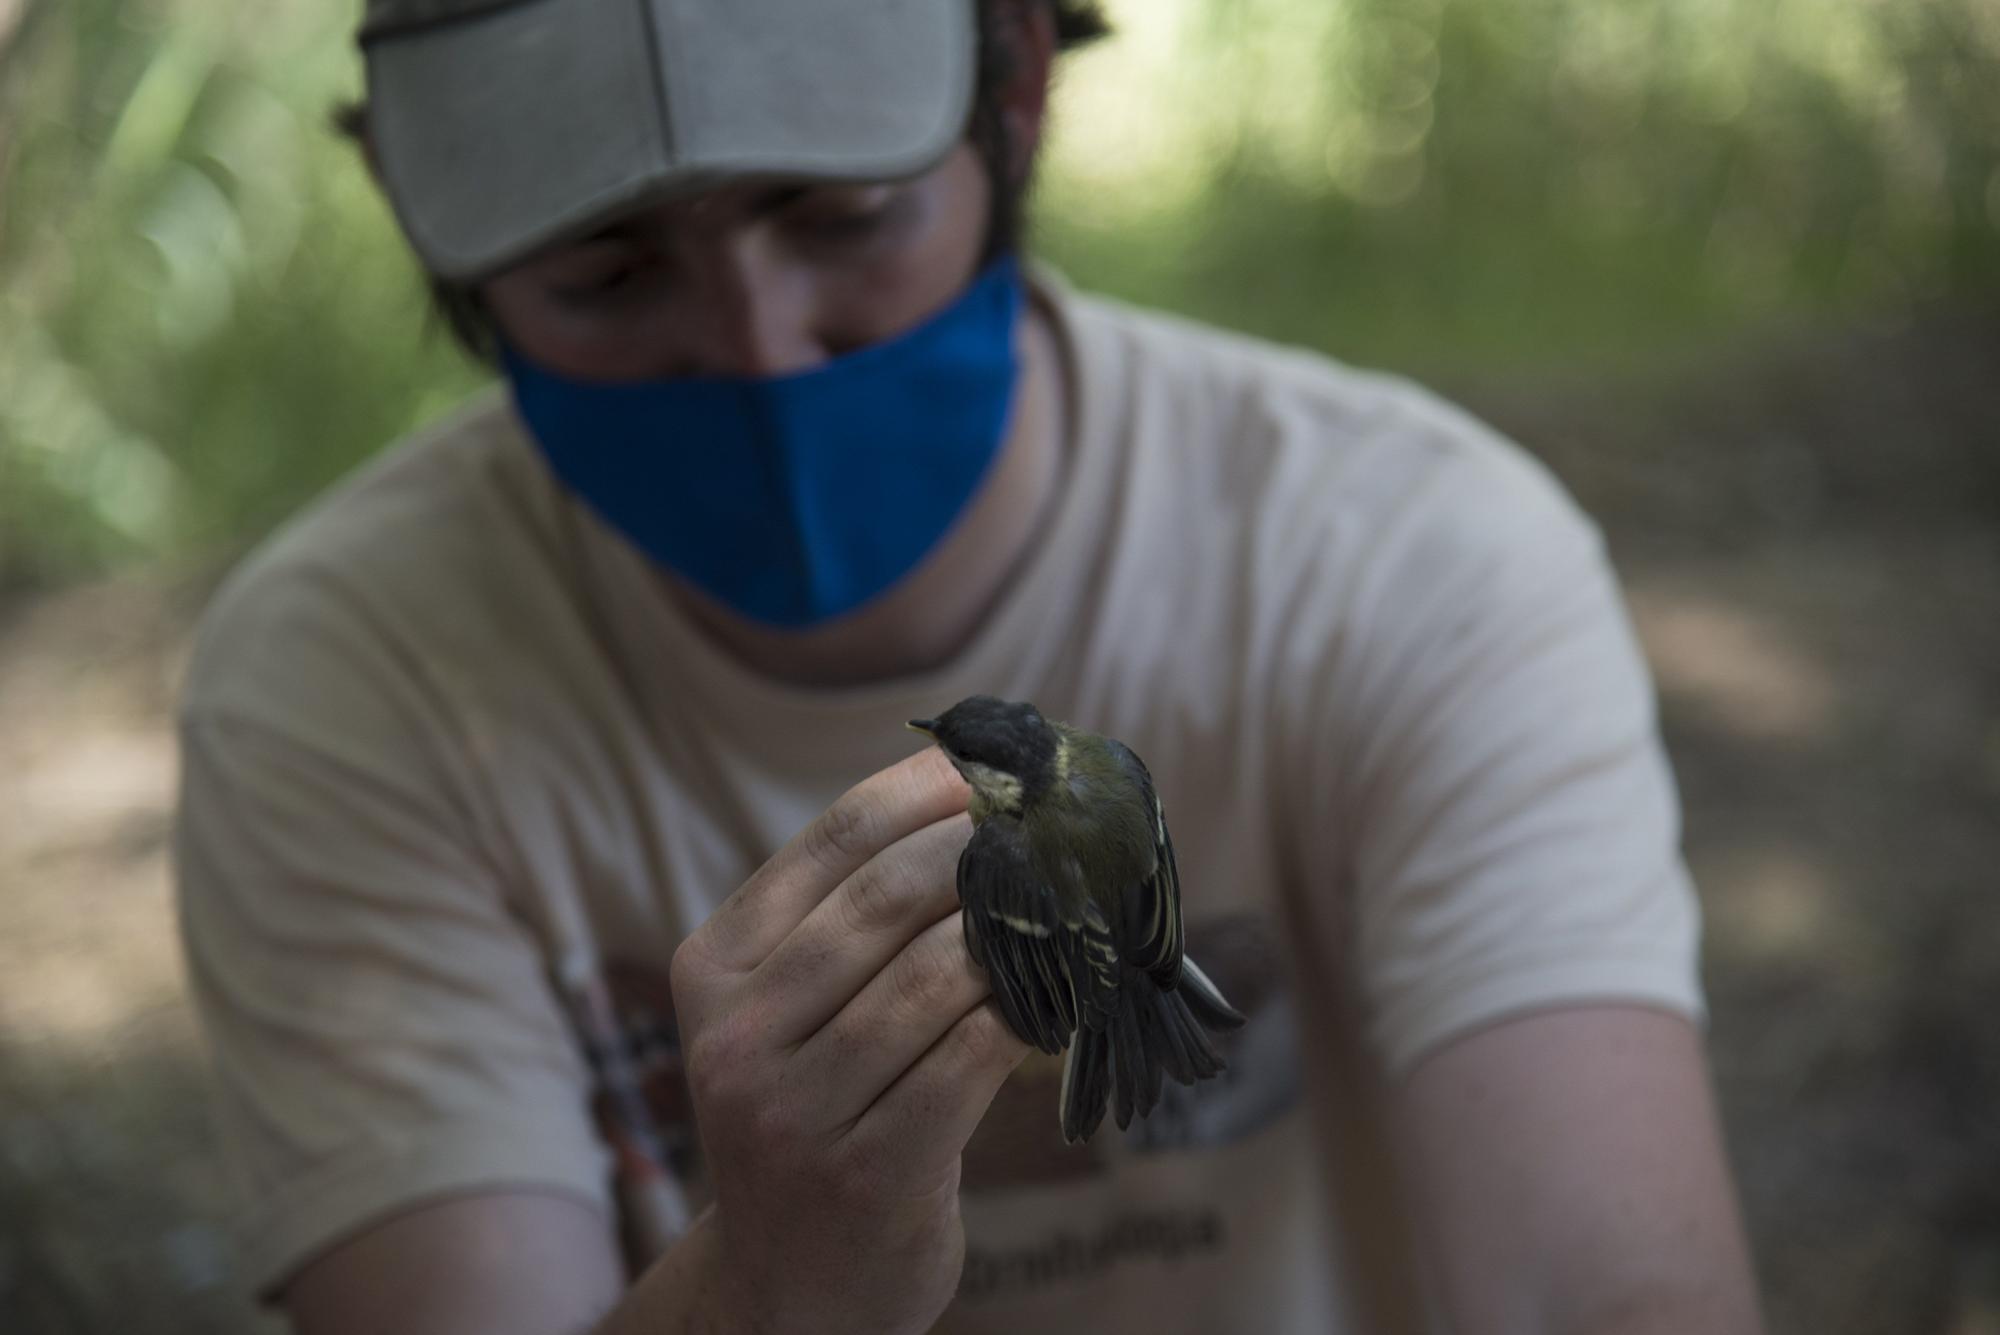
[
  {"left": 332, "top": 100, "right": 390, "bottom": 190},
  {"left": 990, "top": 0, "right": 1059, "bottom": 185}
]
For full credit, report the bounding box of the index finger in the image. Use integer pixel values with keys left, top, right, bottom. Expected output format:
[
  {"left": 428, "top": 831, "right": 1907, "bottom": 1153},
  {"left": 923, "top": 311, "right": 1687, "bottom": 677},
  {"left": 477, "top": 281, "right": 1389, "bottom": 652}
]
[{"left": 695, "top": 744, "right": 968, "bottom": 973}]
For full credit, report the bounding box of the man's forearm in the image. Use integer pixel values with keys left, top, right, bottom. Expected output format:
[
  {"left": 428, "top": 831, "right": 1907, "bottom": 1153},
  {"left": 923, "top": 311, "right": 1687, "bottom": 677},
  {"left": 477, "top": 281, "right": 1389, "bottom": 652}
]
[
  {"left": 1558, "top": 1286, "right": 1767, "bottom": 1335},
  {"left": 593, "top": 1204, "right": 736, "bottom": 1335}
]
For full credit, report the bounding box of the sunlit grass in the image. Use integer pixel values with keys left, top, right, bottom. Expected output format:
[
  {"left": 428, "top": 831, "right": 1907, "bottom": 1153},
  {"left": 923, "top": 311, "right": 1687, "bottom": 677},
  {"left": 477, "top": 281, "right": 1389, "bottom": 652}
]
[{"left": 1038, "top": 0, "right": 1999, "bottom": 367}]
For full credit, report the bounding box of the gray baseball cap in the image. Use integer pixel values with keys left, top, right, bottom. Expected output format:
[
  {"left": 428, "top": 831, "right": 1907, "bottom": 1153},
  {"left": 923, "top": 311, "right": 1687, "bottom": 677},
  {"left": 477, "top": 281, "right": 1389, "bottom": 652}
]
[{"left": 359, "top": 0, "right": 978, "bottom": 280}]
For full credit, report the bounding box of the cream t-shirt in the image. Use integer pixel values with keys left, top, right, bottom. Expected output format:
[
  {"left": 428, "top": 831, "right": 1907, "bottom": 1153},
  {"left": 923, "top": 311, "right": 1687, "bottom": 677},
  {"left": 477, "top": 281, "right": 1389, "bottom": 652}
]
[{"left": 174, "top": 273, "right": 1704, "bottom": 1331}]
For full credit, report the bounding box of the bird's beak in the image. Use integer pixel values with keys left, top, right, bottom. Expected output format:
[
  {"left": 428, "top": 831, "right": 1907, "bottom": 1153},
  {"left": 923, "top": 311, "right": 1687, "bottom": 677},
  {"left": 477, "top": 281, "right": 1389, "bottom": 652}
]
[{"left": 906, "top": 719, "right": 937, "bottom": 738}]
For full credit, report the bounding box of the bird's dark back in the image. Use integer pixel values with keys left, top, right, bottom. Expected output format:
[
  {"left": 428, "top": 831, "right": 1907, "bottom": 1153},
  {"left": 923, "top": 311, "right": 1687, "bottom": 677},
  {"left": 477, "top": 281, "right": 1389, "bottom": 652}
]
[{"left": 1025, "top": 723, "right": 1159, "bottom": 900}]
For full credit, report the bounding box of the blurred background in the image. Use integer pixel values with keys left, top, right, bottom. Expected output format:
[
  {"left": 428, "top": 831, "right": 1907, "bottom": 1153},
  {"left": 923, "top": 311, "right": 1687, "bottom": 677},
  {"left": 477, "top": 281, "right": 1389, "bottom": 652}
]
[{"left": 1, "top": 0, "right": 1996, "bottom": 1330}]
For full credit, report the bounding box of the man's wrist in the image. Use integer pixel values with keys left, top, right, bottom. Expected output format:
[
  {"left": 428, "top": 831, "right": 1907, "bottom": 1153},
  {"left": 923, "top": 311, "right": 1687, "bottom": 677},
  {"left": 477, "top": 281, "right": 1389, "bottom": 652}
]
[{"left": 592, "top": 1203, "right": 747, "bottom": 1335}]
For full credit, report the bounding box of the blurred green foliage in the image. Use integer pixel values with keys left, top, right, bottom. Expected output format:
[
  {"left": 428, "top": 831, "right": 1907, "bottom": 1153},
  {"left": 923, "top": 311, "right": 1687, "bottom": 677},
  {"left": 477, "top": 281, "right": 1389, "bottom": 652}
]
[
  {"left": 2, "top": 0, "right": 1997, "bottom": 590},
  {"left": 0, "top": 0, "right": 484, "bottom": 590}
]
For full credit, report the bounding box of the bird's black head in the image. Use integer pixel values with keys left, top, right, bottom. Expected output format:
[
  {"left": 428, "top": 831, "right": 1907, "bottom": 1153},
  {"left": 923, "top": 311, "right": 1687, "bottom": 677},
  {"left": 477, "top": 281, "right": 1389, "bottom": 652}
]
[{"left": 908, "top": 695, "right": 1059, "bottom": 813}]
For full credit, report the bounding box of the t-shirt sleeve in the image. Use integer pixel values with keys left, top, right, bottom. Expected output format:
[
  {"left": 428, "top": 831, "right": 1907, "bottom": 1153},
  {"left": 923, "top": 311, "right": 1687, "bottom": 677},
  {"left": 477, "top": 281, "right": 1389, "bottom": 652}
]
[
  {"left": 175, "top": 668, "right": 611, "bottom": 1298},
  {"left": 1316, "top": 422, "right": 1706, "bottom": 1082}
]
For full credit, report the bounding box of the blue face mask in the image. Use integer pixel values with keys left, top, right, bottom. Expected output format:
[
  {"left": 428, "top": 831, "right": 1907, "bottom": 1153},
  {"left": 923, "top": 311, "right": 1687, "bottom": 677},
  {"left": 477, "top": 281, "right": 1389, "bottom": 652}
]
[{"left": 503, "top": 255, "right": 1024, "bottom": 628}]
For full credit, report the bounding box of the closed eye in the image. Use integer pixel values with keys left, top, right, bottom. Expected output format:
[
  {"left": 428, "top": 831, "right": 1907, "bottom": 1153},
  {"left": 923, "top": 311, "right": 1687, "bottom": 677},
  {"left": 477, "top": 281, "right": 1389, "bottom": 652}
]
[
  {"left": 782, "top": 186, "right": 909, "bottom": 252},
  {"left": 551, "top": 260, "right": 667, "bottom": 310},
  {"left": 558, "top": 267, "right": 633, "bottom": 298}
]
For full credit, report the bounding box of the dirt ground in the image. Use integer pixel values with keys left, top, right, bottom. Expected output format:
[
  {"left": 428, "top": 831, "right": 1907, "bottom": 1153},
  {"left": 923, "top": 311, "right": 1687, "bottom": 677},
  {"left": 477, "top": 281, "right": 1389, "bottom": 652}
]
[{"left": 1, "top": 308, "right": 1995, "bottom": 1333}]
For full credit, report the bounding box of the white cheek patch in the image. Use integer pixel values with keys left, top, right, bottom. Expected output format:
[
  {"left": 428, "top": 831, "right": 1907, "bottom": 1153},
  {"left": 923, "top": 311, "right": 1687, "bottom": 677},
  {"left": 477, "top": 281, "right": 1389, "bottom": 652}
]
[{"left": 961, "top": 761, "right": 1024, "bottom": 812}]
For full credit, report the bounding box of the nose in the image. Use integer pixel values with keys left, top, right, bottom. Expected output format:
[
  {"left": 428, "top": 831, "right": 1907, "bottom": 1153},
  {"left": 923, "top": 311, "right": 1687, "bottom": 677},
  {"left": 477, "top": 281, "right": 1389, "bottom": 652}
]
[{"left": 667, "top": 249, "right": 826, "bottom": 380}]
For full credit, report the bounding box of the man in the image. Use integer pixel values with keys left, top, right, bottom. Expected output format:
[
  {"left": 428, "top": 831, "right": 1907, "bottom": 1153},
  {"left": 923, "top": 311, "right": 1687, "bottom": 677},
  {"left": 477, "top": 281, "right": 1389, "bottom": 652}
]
[{"left": 173, "top": 1, "right": 1767, "bottom": 1331}]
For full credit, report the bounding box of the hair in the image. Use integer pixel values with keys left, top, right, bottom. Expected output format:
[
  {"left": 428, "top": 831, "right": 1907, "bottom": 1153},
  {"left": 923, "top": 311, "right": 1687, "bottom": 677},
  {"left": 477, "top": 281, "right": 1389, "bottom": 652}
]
[{"left": 334, "top": 0, "right": 1109, "bottom": 364}]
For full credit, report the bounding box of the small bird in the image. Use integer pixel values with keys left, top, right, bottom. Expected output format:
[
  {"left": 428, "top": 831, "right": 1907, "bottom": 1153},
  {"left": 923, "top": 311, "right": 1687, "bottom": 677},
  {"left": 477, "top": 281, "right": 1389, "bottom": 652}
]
[{"left": 907, "top": 695, "right": 1245, "bottom": 1143}]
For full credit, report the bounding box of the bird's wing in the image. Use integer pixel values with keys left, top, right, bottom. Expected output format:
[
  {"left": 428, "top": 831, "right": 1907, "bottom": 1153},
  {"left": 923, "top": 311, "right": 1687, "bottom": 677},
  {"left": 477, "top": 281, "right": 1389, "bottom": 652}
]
[
  {"left": 1101, "top": 736, "right": 1186, "bottom": 991},
  {"left": 958, "top": 818, "right": 1113, "bottom": 1054}
]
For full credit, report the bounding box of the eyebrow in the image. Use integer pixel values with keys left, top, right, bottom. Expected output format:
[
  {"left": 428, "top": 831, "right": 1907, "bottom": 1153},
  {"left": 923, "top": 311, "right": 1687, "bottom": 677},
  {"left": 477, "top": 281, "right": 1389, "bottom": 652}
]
[
  {"left": 583, "top": 185, "right": 818, "bottom": 246},
  {"left": 748, "top": 185, "right": 814, "bottom": 216}
]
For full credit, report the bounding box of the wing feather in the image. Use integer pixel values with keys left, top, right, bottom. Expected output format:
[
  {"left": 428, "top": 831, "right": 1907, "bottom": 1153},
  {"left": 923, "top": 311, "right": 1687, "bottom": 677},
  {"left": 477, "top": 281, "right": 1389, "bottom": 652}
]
[
  {"left": 957, "top": 818, "right": 1091, "bottom": 1055},
  {"left": 1101, "top": 738, "right": 1186, "bottom": 990}
]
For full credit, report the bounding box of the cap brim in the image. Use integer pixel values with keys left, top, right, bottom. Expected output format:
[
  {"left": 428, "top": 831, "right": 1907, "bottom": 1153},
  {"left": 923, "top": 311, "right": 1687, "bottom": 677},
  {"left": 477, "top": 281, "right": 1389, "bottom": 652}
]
[{"left": 365, "top": 0, "right": 977, "bottom": 281}]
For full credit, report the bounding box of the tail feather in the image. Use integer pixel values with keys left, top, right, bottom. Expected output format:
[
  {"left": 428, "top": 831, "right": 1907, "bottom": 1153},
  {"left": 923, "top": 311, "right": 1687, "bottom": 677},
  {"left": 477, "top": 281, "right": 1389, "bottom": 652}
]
[
  {"left": 1059, "top": 1022, "right": 1112, "bottom": 1144},
  {"left": 1177, "top": 956, "right": 1247, "bottom": 1031},
  {"left": 1111, "top": 997, "right": 1144, "bottom": 1130},
  {"left": 1133, "top": 988, "right": 1173, "bottom": 1107},
  {"left": 1144, "top": 979, "right": 1202, "bottom": 1085},
  {"left": 1059, "top": 954, "right": 1241, "bottom": 1143}
]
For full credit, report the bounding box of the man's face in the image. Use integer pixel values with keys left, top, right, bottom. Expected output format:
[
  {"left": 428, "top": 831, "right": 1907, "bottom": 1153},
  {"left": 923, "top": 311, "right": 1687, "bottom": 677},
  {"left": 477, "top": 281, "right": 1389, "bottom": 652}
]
[{"left": 479, "top": 142, "right": 994, "bottom": 384}]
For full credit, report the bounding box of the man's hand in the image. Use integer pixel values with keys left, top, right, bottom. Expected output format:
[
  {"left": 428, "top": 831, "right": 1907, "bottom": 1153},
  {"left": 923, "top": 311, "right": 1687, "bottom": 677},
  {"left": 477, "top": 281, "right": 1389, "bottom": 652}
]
[
  {"left": 282, "top": 747, "right": 1024, "bottom": 1335},
  {"left": 669, "top": 746, "right": 1032, "bottom": 1335}
]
